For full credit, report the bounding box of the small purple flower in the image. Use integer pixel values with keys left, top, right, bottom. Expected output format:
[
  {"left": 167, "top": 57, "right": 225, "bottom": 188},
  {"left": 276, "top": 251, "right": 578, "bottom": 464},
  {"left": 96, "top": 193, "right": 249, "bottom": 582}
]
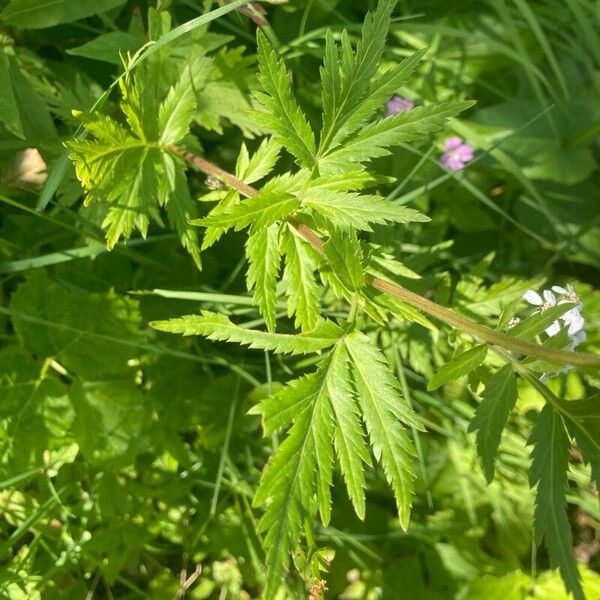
[
  {"left": 440, "top": 136, "right": 474, "bottom": 171},
  {"left": 386, "top": 95, "right": 414, "bottom": 116}
]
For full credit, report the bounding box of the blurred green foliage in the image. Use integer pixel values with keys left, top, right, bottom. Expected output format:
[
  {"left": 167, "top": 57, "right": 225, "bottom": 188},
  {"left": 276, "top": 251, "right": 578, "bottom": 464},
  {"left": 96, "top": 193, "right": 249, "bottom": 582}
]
[{"left": 0, "top": 0, "right": 598, "bottom": 598}]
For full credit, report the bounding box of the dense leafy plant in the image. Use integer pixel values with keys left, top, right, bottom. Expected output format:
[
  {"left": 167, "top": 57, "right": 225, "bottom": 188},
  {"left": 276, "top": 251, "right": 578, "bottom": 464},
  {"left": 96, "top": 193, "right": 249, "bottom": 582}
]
[{"left": 0, "top": 0, "right": 599, "bottom": 598}]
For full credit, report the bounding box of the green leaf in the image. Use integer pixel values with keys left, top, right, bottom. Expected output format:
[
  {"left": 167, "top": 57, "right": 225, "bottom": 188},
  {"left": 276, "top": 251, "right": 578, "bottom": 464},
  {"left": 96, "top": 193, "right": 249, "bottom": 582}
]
[
  {"left": 0, "top": 53, "right": 57, "bottom": 144},
  {"left": 319, "top": 100, "right": 475, "bottom": 174},
  {"left": 66, "top": 32, "right": 141, "bottom": 64},
  {"left": 557, "top": 395, "right": 600, "bottom": 487},
  {"left": 529, "top": 404, "right": 584, "bottom": 600},
  {"left": 256, "top": 373, "right": 317, "bottom": 435},
  {"left": 10, "top": 271, "right": 144, "bottom": 380},
  {"left": 236, "top": 137, "right": 281, "bottom": 184},
  {"left": 158, "top": 67, "right": 197, "bottom": 144},
  {"left": 253, "top": 356, "right": 335, "bottom": 598},
  {"left": 72, "top": 381, "right": 147, "bottom": 466},
  {"left": 2, "top": 0, "right": 126, "bottom": 28},
  {"left": 468, "top": 365, "right": 518, "bottom": 482},
  {"left": 327, "top": 345, "right": 371, "bottom": 520},
  {"left": 428, "top": 345, "right": 488, "bottom": 390},
  {"left": 281, "top": 227, "right": 320, "bottom": 332},
  {"left": 245, "top": 224, "right": 281, "bottom": 332},
  {"left": 329, "top": 48, "right": 426, "bottom": 148},
  {"left": 254, "top": 29, "right": 316, "bottom": 167},
  {"left": 152, "top": 311, "right": 342, "bottom": 356},
  {"left": 196, "top": 189, "right": 299, "bottom": 233},
  {"left": 304, "top": 191, "right": 429, "bottom": 231},
  {"left": 0, "top": 347, "right": 70, "bottom": 474},
  {"left": 322, "top": 229, "right": 365, "bottom": 293},
  {"left": 319, "top": 0, "right": 398, "bottom": 151},
  {"left": 166, "top": 164, "right": 201, "bottom": 269},
  {"left": 509, "top": 303, "right": 575, "bottom": 340},
  {"left": 345, "top": 332, "right": 421, "bottom": 527}
]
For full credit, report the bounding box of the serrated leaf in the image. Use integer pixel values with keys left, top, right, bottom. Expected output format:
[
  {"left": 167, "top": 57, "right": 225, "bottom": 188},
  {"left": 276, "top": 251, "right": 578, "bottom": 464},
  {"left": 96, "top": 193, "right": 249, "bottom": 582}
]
[
  {"left": 256, "top": 373, "right": 317, "bottom": 435},
  {"left": 152, "top": 311, "right": 342, "bottom": 355},
  {"left": 319, "top": 100, "right": 475, "bottom": 174},
  {"left": 428, "top": 345, "right": 488, "bottom": 390},
  {"left": 166, "top": 165, "right": 201, "bottom": 269},
  {"left": 253, "top": 355, "right": 336, "bottom": 597},
  {"left": 327, "top": 345, "right": 371, "bottom": 520},
  {"left": 529, "top": 404, "right": 584, "bottom": 600},
  {"left": 236, "top": 137, "right": 282, "bottom": 184},
  {"left": 323, "top": 229, "right": 365, "bottom": 292},
  {"left": 246, "top": 224, "right": 281, "bottom": 331},
  {"left": 158, "top": 67, "right": 197, "bottom": 144},
  {"left": 468, "top": 365, "right": 518, "bottom": 482},
  {"left": 304, "top": 191, "right": 429, "bottom": 231},
  {"left": 345, "top": 331, "right": 421, "bottom": 527},
  {"left": 319, "top": 0, "right": 397, "bottom": 151},
  {"left": 196, "top": 190, "right": 298, "bottom": 233},
  {"left": 254, "top": 30, "right": 316, "bottom": 167},
  {"left": 281, "top": 227, "right": 320, "bottom": 331},
  {"left": 307, "top": 170, "right": 387, "bottom": 192},
  {"left": 557, "top": 395, "right": 600, "bottom": 487}
]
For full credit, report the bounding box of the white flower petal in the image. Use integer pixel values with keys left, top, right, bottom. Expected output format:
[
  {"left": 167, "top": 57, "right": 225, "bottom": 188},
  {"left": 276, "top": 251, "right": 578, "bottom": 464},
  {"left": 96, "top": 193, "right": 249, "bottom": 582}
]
[
  {"left": 552, "top": 285, "right": 567, "bottom": 295},
  {"left": 543, "top": 290, "right": 557, "bottom": 305},
  {"left": 523, "top": 290, "right": 543, "bottom": 305},
  {"left": 545, "top": 321, "right": 561, "bottom": 337},
  {"left": 561, "top": 307, "right": 580, "bottom": 323},
  {"left": 567, "top": 315, "right": 585, "bottom": 336}
]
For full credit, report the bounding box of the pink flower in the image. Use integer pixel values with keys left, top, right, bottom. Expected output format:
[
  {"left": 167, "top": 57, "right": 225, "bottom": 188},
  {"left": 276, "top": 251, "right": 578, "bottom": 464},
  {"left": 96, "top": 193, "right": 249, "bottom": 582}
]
[
  {"left": 386, "top": 95, "right": 414, "bottom": 116},
  {"left": 440, "top": 136, "right": 474, "bottom": 171}
]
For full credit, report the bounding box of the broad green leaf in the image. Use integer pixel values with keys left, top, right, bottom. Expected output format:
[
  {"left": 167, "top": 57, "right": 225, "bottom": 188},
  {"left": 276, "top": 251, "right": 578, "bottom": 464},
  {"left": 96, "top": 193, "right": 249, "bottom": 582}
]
[
  {"left": 0, "top": 347, "right": 70, "bottom": 474},
  {"left": 152, "top": 311, "right": 342, "bottom": 355},
  {"left": 529, "top": 404, "right": 584, "bottom": 600},
  {"left": 10, "top": 271, "right": 144, "bottom": 380},
  {"left": 2, "top": 0, "right": 126, "bottom": 29},
  {"left": 304, "top": 191, "right": 429, "bottom": 231},
  {"left": 468, "top": 365, "right": 518, "bottom": 482},
  {"left": 158, "top": 67, "right": 197, "bottom": 144},
  {"left": 327, "top": 345, "right": 371, "bottom": 520},
  {"left": 557, "top": 395, "right": 600, "bottom": 487},
  {"left": 72, "top": 381, "right": 147, "bottom": 466},
  {"left": 0, "top": 53, "right": 57, "bottom": 144},
  {"left": 319, "top": 100, "right": 475, "bottom": 174},
  {"left": 345, "top": 331, "right": 421, "bottom": 527},
  {"left": 428, "top": 345, "right": 488, "bottom": 390},
  {"left": 509, "top": 303, "right": 575, "bottom": 340},
  {"left": 281, "top": 227, "right": 320, "bottom": 331},
  {"left": 254, "top": 30, "right": 316, "bottom": 167},
  {"left": 245, "top": 224, "right": 281, "bottom": 332},
  {"left": 66, "top": 32, "right": 141, "bottom": 64}
]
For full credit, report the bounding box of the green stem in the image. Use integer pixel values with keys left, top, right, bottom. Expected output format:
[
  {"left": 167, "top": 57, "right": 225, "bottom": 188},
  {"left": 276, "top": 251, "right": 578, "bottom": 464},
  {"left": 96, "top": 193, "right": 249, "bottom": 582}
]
[{"left": 173, "top": 146, "right": 600, "bottom": 369}]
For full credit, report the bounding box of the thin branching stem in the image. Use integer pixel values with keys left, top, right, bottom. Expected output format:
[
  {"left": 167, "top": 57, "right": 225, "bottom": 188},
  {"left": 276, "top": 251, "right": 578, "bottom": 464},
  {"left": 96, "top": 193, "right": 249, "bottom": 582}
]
[{"left": 172, "top": 145, "right": 600, "bottom": 369}]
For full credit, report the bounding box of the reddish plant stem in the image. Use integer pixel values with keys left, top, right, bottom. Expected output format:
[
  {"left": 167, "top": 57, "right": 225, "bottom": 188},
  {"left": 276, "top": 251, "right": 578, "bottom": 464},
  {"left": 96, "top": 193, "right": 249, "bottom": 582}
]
[{"left": 172, "top": 145, "right": 600, "bottom": 369}]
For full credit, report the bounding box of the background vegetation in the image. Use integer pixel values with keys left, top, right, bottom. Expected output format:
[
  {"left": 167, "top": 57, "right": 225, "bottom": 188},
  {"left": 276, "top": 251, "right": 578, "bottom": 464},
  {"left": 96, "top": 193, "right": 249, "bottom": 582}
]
[{"left": 0, "top": 0, "right": 598, "bottom": 598}]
